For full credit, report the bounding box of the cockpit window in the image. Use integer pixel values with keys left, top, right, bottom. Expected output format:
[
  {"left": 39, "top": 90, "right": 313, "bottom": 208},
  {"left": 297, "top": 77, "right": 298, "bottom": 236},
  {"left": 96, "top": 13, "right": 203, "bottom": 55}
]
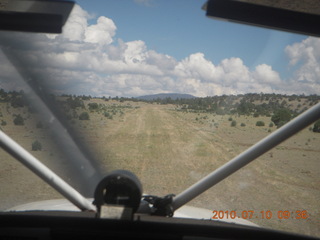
[{"left": 0, "top": 0, "right": 319, "bottom": 238}]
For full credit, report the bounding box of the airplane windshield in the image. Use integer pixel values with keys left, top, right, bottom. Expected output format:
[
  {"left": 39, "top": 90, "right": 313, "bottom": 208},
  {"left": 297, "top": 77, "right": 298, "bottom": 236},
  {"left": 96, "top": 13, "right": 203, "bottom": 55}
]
[{"left": 0, "top": 0, "right": 319, "bottom": 238}]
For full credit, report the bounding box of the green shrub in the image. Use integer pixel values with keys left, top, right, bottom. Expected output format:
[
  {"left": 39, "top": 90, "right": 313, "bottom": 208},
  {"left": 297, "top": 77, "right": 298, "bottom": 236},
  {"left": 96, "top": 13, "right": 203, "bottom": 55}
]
[
  {"left": 104, "top": 112, "right": 113, "bottom": 119},
  {"left": 79, "top": 112, "right": 90, "bottom": 120},
  {"left": 240, "top": 123, "right": 246, "bottom": 127},
  {"left": 32, "top": 140, "right": 42, "bottom": 151},
  {"left": 13, "top": 114, "right": 24, "bottom": 125},
  {"left": 256, "top": 121, "right": 265, "bottom": 127},
  {"left": 66, "top": 97, "right": 84, "bottom": 109},
  {"left": 11, "top": 96, "right": 24, "bottom": 108},
  {"left": 271, "top": 109, "right": 292, "bottom": 127},
  {"left": 269, "top": 122, "right": 274, "bottom": 128},
  {"left": 231, "top": 120, "right": 237, "bottom": 127},
  {"left": 313, "top": 120, "right": 320, "bottom": 133},
  {"left": 104, "top": 112, "right": 110, "bottom": 117},
  {"left": 88, "top": 102, "right": 99, "bottom": 111}
]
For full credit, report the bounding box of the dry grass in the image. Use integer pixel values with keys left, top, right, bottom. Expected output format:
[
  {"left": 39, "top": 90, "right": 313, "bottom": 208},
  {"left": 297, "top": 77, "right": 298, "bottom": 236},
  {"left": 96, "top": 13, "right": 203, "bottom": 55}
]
[{"left": 0, "top": 100, "right": 319, "bottom": 237}]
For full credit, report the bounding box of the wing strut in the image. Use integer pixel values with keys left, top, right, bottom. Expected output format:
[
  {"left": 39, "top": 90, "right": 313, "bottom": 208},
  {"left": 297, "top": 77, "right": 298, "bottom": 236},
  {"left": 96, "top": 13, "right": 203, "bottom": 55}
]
[
  {"left": 0, "top": 130, "right": 96, "bottom": 212},
  {"left": 172, "top": 102, "right": 320, "bottom": 211}
]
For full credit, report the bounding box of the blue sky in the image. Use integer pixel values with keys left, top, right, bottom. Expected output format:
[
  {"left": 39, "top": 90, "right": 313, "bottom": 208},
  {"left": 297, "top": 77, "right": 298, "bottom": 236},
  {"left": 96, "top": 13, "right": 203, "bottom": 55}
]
[
  {"left": 76, "top": 0, "right": 306, "bottom": 77},
  {"left": 1, "top": 0, "right": 319, "bottom": 97}
]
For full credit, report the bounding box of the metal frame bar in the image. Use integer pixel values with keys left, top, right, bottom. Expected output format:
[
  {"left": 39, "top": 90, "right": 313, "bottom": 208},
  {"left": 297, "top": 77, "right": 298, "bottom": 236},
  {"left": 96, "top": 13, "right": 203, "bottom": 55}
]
[
  {"left": 0, "top": 0, "right": 74, "bottom": 33},
  {"left": 205, "top": 0, "right": 320, "bottom": 37},
  {"left": 0, "top": 130, "right": 96, "bottom": 212},
  {"left": 172, "top": 102, "right": 320, "bottom": 211}
]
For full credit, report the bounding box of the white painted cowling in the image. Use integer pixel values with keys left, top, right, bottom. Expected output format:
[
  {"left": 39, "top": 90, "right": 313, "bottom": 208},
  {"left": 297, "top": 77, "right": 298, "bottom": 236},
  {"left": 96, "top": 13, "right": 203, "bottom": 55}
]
[{"left": 7, "top": 199, "right": 258, "bottom": 227}]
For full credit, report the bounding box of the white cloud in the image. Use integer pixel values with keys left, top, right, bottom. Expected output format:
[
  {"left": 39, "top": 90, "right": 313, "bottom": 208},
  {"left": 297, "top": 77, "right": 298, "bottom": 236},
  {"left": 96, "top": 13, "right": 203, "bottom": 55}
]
[
  {"left": 174, "top": 53, "right": 222, "bottom": 82},
  {"left": 60, "top": 4, "right": 89, "bottom": 42},
  {"left": 1, "top": 4, "right": 319, "bottom": 97},
  {"left": 172, "top": 55, "right": 281, "bottom": 96},
  {"left": 49, "top": 4, "right": 116, "bottom": 46},
  {"left": 84, "top": 16, "right": 116, "bottom": 45},
  {"left": 285, "top": 37, "right": 320, "bottom": 84},
  {"left": 0, "top": 50, "right": 27, "bottom": 90},
  {"left": 252, "top": 64, "right": 281, "bottom": 84},
  {"left": 220, "top": 57, "right": 251, "bottom": 84},
  {"left": 123, "top": 40, "right": 147, "bottom": 64},
  {"left": 146, "top": 50, "right": 177, "bottom": 72}
]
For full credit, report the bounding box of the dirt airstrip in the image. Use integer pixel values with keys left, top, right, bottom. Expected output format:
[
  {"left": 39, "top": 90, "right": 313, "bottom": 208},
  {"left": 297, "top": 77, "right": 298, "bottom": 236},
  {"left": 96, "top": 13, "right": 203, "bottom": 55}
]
[{"left": 0, "top": 101, "right": 319, "bottom": 237}]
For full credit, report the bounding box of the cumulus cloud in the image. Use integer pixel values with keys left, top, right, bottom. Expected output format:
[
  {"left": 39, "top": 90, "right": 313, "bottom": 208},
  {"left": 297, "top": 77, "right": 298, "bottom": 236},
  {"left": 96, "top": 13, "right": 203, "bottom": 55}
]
[
  {"left": 220, "top": 58, "right": 251, "bottom": 84},
  {"left": 253, "top": 64, "right": 281, "bottom": 84},
  {"left": 84, "top": 16, "right": 116, "bottom": 45},
  {"left": 1, "top": 4, "right": 319, "bottom": 97},
  {"left": 174, "top": 53, "right": 222, "bottom": 82},
  {"left": 172, "top": 55, "right": 283, "bottom": 96},
  {"left": 47, "top": 4, "right": 116, "bottom": 46},
  {"left": 285, "top": 37, "right": 320, "bottom": 84},
  {"left": 59, "top": 4, "right": 89, "bottom": 41}
]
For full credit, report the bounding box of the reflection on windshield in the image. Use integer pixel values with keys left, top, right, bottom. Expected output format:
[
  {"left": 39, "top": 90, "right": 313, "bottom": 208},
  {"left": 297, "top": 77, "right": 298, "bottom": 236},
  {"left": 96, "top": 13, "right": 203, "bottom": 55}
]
[
  {"left": 0, "top": 1, "right": 320, "bottom": 239},
  {"left": 1, "top": 89, "right": 319, "bottom": 236}
]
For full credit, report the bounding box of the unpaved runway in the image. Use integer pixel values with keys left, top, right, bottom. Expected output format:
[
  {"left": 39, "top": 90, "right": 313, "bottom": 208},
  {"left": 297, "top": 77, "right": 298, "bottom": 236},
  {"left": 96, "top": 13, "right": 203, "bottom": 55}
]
[
  {"left": 93, "top": 104, "right": 320, "bottom": 237},
  {"left": 1, "top": 102, "right": 319, "bottom": 237}
]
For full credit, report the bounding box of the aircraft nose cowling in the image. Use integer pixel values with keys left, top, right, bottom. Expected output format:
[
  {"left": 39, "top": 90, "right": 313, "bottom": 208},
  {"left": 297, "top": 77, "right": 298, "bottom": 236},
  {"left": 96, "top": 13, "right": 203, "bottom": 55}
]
[{"left": 93, "top": 170, "right": 142, "bottom": 216}]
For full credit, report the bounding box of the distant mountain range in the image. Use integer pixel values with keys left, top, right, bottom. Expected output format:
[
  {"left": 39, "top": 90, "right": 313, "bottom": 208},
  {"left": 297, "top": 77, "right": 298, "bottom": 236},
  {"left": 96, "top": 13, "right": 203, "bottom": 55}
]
[{"left": 136, "top": 93, "right": 196, "bottom": 101}]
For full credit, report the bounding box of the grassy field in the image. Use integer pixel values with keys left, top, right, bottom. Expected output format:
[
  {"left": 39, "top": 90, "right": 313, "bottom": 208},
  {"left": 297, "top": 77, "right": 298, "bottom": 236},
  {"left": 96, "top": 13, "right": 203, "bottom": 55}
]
[{"left": 0, "top": 100, "right": 319, "bottom": 237}]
